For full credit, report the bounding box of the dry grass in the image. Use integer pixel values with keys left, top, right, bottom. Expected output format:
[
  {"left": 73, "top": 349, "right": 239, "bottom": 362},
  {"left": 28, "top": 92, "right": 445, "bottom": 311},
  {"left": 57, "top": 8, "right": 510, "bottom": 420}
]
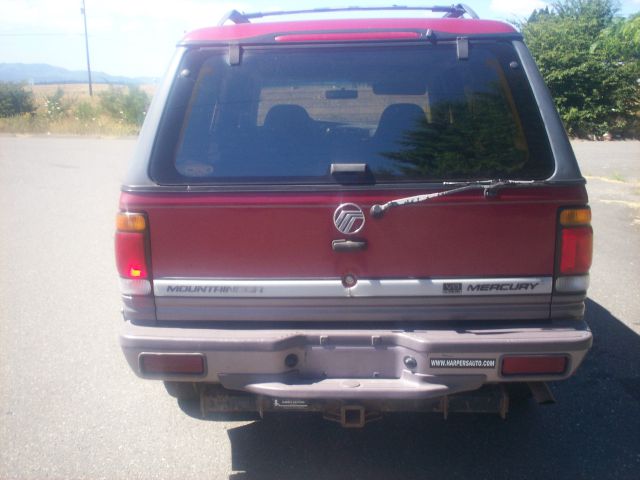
[
  {"left": 0, "top": 114, "right": 140, "bottom": 136},
  {"left": 29, "top": 83, "right": 156, "bottom": 98},
  {"left": 0, "top": 83, "right": 155, "bottom": 136}
]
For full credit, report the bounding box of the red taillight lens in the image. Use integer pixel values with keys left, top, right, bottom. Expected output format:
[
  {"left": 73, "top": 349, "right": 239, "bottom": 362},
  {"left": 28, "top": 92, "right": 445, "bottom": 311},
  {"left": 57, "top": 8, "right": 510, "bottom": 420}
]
[
  {"left": 115, "top": 231, "right": 148, "bottom": 279},
  {"left": 559, "top": 226, "right": 593, "bottom": 275},
  {"left": 557, "top": 207, "right": 592, "bottom": 279},
  {"left": 502, "top": 356, "right": 567, "bottom": 376},
  {"left": 140, "top": 354, "right": 205, "bottom": 375},
  {"left": 115, "top": 212, "right": 149, "bottom": 285}
]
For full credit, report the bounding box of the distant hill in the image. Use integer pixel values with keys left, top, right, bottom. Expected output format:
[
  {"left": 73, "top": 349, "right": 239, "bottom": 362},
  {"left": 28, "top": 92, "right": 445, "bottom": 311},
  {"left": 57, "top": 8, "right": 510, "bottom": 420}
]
[{"left": 0, "top": 63, "right": 157, "bottom": 85}]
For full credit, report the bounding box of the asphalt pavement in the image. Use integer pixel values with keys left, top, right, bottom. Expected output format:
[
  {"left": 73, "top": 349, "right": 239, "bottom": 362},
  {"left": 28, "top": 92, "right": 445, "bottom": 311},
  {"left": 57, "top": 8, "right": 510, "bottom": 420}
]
[
  {"left": 572, "top": 140, "right": 640, "bottom": 331},
  {"left": 0, "top": 136, "right": 638, "bottom": 479}
]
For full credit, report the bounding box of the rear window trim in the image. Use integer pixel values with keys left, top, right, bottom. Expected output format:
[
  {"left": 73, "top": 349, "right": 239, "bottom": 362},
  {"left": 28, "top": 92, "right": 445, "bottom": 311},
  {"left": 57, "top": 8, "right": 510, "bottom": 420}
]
[
  {"left": 192, "top": 37, "right": 514, "bottom": 54},
  {"left": 148, "top": 39, "right": 556, "bottom": 188},
  {"left": 122, "top": 178, "right": 585, "bottom": 195}
]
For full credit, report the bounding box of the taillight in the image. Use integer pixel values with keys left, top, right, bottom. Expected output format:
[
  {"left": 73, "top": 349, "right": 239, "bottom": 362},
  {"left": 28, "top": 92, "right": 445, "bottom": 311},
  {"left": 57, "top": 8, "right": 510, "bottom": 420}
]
[
  {"left": 502, "top": 355, "right": 567, "bottom": 376},
  {"left": 556, "top": 207, "right": 592, "bottom": 293},
  {"left": 559, "top": 227, "right": 593, "bottom": 274},
  {"left": 115, "top": 212, "right": 151, "bottom": 295},
  {"left": 115, "top": 232, "right": 148, "bottom": 278}
]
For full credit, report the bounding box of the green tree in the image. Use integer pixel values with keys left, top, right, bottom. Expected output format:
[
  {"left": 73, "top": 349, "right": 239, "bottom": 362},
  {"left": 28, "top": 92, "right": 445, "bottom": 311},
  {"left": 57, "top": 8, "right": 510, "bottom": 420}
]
[
  {"left": 522, "top": 0, "right": 640, "bottom": 137},
  {"left": 590, "top": 13, "right": 640, "bottom": 135},
  {"left": 590, "top": 13, "right": 640, "bottom": 61},
  {"left": 600, "top": 13, "right": 640, "bottom": 59},
  {"left": 99, "top": 85, "right": 150, "bottom": 126},
  {"left": 383, "top": 94, "right": 530, "bottom": 180},
  {"left": 0, "top": 82, "right": 36, "bottom": 117}
]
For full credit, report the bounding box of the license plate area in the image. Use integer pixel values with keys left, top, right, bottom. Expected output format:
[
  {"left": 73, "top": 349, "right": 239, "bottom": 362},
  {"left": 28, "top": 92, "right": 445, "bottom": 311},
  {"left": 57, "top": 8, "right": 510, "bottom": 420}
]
[{"left": 300, "top": 345, "right": 403, "bottom": 379}]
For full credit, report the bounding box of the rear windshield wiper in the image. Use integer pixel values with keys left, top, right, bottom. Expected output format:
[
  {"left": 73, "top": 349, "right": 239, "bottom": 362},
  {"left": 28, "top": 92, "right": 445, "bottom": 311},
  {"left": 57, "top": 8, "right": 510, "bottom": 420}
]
[{"left": 370, "top": 179, "right": 547, "bottom": 218}]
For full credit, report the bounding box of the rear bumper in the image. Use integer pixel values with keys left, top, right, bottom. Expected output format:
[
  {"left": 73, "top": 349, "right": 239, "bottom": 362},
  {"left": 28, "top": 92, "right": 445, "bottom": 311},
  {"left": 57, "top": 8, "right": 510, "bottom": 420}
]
[{"left": 120, "top": 320, "right": 592, "bottom": 400}]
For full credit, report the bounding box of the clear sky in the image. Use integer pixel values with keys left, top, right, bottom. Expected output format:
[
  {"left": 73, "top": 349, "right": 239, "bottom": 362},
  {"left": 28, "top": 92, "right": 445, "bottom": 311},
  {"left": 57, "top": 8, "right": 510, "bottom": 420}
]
[{"left": 1, "top": 0, "right": 638, "bottom": 78}]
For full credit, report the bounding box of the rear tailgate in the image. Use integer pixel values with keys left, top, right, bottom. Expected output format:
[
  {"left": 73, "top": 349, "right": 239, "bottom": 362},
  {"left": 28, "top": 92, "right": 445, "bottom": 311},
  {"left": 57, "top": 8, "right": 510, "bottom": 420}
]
[{"left": 121, "top": 185, "right": 586, "bottom": 322}]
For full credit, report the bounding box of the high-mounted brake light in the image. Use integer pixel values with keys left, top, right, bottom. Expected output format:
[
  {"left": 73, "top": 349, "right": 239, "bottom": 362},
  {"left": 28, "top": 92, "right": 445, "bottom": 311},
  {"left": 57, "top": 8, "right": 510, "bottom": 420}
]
[
  {"left": 115, "top": 212, "right": 151, "bottom": 295},
  {"left": 275, "top": 32, "right": 421, "bottom": 43},
  {"left": 556, "top": 207, "right": 592, "bottom": 292}
]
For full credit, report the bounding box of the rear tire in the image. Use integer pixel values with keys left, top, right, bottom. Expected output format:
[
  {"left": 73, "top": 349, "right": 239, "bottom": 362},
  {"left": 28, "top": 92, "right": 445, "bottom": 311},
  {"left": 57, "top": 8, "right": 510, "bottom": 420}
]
[{"left": 164, "top": 381, "right": 200, "bottom": 400}]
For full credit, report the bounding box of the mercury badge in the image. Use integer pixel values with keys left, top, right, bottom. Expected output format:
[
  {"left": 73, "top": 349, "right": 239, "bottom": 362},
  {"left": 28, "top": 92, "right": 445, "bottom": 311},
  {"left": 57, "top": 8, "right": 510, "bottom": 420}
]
[{"left": 333, "top": 203, "right": 365, "bottom": 235}]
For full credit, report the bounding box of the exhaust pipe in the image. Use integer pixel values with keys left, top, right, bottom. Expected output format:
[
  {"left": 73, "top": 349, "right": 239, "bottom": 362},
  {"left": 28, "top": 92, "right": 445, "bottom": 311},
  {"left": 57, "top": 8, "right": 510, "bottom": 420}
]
[{"left": 527, "top": 382, "right": 556, "bottom": 405}]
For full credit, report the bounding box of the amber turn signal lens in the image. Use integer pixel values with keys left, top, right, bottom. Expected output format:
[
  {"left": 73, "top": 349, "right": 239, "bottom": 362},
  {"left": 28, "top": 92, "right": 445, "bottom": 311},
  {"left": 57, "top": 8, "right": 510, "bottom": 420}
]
[
  {"left": 559, "top": 208, "right": 591, "bottom": 226},
  {"left": 116, "top": 212, "right": 146, "bottom": 232}
]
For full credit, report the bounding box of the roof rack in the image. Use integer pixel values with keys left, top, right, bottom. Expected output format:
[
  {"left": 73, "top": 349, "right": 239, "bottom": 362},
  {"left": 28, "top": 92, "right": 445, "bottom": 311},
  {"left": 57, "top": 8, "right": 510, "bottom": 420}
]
[{"left": 218, "top": 4, "right": 480, "bottom": 26}]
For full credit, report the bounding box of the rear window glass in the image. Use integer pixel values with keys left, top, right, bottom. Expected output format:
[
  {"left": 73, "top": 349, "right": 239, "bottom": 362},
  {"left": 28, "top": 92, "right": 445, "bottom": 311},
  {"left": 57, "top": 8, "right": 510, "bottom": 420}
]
[{"left": 150, "top": 43, "right": 554, "bottom": 185}]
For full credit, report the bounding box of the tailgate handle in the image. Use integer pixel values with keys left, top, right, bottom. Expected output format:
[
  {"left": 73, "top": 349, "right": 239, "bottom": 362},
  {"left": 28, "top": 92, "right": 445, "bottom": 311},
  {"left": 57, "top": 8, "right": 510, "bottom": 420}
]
[{"left": 332, "top": 239, "right": 367, "bottom": 252}]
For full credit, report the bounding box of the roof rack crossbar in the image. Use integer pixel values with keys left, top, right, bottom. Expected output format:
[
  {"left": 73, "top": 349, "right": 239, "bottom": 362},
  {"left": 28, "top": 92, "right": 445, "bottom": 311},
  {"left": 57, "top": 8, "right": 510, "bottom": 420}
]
[
  {"left": 217, "top": 10, "right": 251, "bottom": 26},
  {"left": 445, "top": 4, "right": 479, "bottom": 19},
  {"left": 218, "top": 5, "right": 480, "bottom": 26}
]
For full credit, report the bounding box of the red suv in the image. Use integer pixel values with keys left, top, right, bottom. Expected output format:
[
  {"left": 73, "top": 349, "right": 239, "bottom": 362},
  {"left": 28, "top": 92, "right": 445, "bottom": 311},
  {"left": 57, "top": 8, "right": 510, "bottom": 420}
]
[{"left": 116, "top": 5, "right": 593, "bottom": 427}]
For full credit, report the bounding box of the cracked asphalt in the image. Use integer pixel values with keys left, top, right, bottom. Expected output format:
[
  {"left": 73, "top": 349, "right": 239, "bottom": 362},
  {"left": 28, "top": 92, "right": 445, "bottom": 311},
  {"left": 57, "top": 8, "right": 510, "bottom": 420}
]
[{"left": 0, "top": 137, "right": 638, "bottom": 479}]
